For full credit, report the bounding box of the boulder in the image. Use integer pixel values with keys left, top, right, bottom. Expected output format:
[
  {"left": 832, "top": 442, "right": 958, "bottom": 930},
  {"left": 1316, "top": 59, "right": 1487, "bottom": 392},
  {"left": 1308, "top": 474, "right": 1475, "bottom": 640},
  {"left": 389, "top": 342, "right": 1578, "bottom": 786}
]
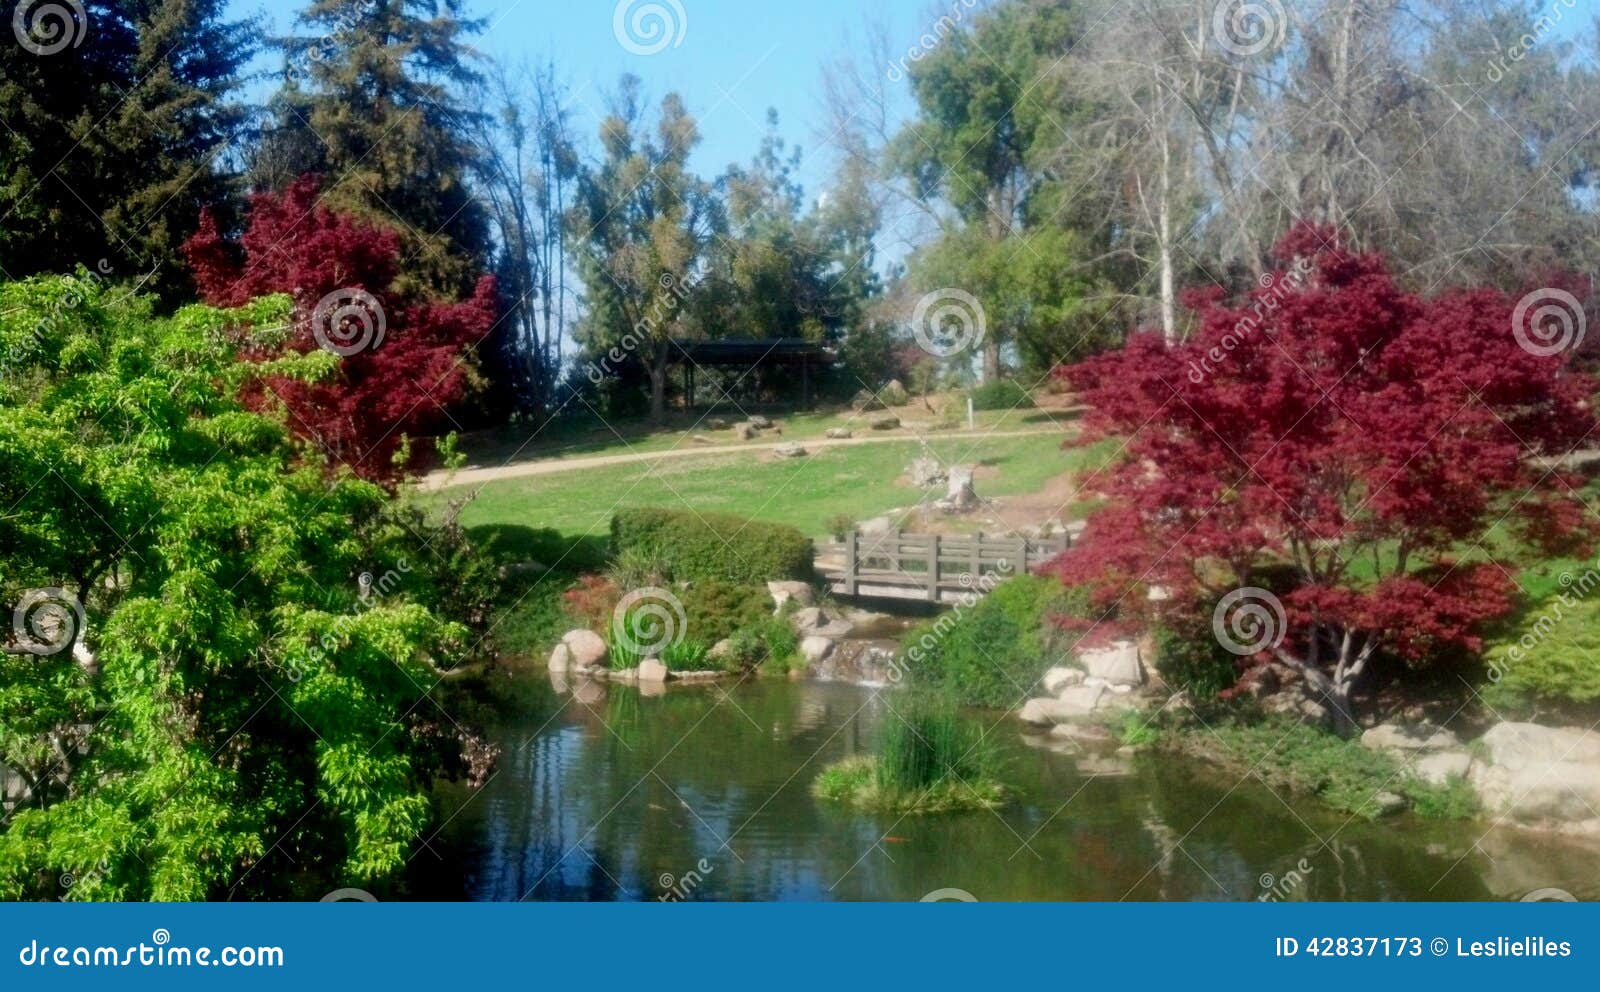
[
  {"left": 1042, "top": 666, "right": 1085, "bottom": 694},
  {"left": 1362, "top": 722, "right": 1461, "bottom": 753},
  {"left": 858, "top": 515, "right": 893, "bottom": 534},
  {"left": 609, "top": 668, "right": 639, "bottom": 684},
  {"left": 547, "top": 642, "right": 573, "bottom": 672},
  {"left": 734, "top": 423, "right": 758, "bottom": 441},
  {"left": 767, "top": 581, "right": 816, "bottom": 612},
  {"left": 748, "top": 415, "right": 773, "bottom": 429},
  {"left": 1261, "top": 689, "right": 1331, "bottom": 728},
  {"left": 908, "top": 457, "right": 946, "bottom": 488},
  {"left": 850, "top": 390, "right": 885, "bottom": 412},
  {"left": 1056, "top": 684, "right": 1106, "bottom": 716},
  {"left": 881, "top": 379, "right": 910, "bottom": 406},
  {"left": 790, "top": 607, "right": 853, "bottom": 638},
  {"left": 1078, "top": 641, "right": 1143, "bottom": 687},
  {"left": 1471, "top": 723, "right": 1600, "bottom": 827},
  {"left": 637, "top": 657, "right": 669, "bottom": 683},
  {"left": 799, "top": 636, "right": 835, "bottom": 663},
  {"left": 869, "top": 416, "right": 900, "bottom": 431},
  {"left": 1411, "top": 750, "right": 1474, "bottom": 787},
  {"left": 1019, "top": 698, "right": 1080, "bottom": 726},
  {"left": 824, "top": 428, "right": 853, "bottom": 440},
  {"left": 707, "top": 418, "right": 729, "bottom": 430},
  {"left": 562, "top": 629, "right": 608, "bottom": 669},
  {"left": 1372, "top": 791, "right": 1408, "bottom": 816},
  {"left": 708, "top": 638, "right": 736, "bottom": 662},
  {"left": 774, "top": 442, "right": 807, "bottom": 459}
]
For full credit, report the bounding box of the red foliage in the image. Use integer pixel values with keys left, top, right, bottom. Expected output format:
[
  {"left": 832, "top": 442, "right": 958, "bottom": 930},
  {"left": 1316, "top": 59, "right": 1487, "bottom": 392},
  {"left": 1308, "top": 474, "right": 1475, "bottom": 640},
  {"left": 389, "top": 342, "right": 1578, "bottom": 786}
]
[
  {"left": 1044, "top": 223, "right": 1597, "bottom": 706},
  {"left": 562, "top": 575, "right": 621, "bottom": 632},
  {"left": 184, "top": 175, "right": 497, "bottom": 479}
]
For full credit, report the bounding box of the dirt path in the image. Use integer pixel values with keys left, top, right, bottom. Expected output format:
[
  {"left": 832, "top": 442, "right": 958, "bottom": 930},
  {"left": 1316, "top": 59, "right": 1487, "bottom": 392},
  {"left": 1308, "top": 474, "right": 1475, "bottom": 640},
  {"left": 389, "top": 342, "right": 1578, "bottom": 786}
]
[{"left": 420, "top": 428, "right": 1066, "bottom": 491}]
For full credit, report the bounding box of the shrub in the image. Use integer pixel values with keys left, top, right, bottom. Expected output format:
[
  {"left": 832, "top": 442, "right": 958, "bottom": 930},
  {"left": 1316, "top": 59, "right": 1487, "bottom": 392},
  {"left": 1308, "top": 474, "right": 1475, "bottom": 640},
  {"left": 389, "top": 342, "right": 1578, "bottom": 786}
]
[
  {"left": 966, "top": 379, "right": 1036, "bottom": 411},
  {"left": 902, "top": 575, "right": 1089, "bottom": 708},
  {"left": 660, "top": 639, "right": 711, "bottom": 672},
  {"left": 723, "top": 615, "right": 799, "bottom": 672},
  {"left": 1404, "top": 774, "right": 1481, "bottom": 820},
  {"left": 1116, "top": 710, "right": 1160, "bottom": 747},
  {"left": 1153, "top": 620, "right": 1240, "bottom": 698},
  {"left": 812, "top": 696, "right": 1005, "bottom": 813},
  {"left": 1480, "top": 590, "right": 1600, "bottom": 710},
  {"left": 610, "top": 508, "right": 813, "bottom": 586},
  {"left": 562, "top": 574, "right": 621, "bottom": 631},
  {"left": 678, "top": 580, "right": 772, "bottom": 645},
  {"left": 825, "top": 513, "right": 856, "bottom": 541}
]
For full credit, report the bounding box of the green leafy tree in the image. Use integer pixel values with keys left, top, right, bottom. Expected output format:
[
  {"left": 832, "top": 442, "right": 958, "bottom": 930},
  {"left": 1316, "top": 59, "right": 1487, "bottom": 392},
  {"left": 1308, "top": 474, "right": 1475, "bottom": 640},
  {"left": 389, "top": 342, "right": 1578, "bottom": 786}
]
[{"left": 0, "top": 274, "right": 476, "bottom": 899}]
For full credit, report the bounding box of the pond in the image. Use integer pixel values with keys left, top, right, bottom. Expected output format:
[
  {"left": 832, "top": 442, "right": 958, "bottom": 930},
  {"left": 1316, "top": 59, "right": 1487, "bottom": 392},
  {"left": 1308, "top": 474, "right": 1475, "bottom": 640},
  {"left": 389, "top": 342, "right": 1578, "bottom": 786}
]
[{"left": 410, "top": 678, "right": 1600, "bottom": 902}]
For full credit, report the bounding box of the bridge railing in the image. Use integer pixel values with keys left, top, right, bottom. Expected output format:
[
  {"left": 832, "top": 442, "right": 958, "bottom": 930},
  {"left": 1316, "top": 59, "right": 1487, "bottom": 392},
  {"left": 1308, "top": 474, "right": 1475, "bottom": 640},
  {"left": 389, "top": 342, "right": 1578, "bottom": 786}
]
[{"left": 816, "top": 530, "right": 1070, "bottom": 603}]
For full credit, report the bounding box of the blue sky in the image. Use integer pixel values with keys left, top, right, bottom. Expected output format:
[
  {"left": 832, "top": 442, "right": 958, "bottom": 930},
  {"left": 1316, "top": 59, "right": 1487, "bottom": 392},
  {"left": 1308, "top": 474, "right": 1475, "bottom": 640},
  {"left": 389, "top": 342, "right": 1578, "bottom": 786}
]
[{"left": 237, "top": 0, "right": 942, "bottom": 200}]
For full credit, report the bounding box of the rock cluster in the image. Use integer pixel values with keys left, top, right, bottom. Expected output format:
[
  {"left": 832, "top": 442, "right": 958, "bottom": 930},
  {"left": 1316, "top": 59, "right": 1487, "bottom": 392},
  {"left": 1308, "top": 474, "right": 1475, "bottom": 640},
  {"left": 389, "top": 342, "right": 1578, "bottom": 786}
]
[{"left": 1016, "top": 642, "right": 1151, "bottom": 728}]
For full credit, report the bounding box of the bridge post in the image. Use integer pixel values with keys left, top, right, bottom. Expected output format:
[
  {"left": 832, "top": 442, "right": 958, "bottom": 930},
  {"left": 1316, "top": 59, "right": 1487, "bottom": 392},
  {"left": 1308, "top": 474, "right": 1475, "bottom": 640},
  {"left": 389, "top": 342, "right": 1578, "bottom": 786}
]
[
  {"left": 926, "top": 535, "right": 940, "bottom": 602},
  {"left": 843, "top": 530, "right": 857, "bottom": 597}
]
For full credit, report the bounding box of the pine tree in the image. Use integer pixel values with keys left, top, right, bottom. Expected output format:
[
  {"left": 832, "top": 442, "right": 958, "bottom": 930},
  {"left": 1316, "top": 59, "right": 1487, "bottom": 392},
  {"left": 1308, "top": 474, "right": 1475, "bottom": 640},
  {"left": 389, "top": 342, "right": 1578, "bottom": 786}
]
[
  {"left": 253, "top": 0, "right": 490, "bottom": 298},
  {"left": 0, "top": 0, "right": 253, "bottom": 304}
]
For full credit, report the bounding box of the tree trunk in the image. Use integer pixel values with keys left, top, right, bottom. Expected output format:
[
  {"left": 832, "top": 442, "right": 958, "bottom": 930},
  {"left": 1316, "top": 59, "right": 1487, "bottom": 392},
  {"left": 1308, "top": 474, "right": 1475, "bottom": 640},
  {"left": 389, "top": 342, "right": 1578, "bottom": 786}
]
[
  {"left": 1157, "top": 127, "right": 1177, "bottom": 345},
  {"left": 982, "top": 338, "right": 1001, "bottom": 383},
  {"left": 648, "top": 345, "right": 668, "bottom": 424}
]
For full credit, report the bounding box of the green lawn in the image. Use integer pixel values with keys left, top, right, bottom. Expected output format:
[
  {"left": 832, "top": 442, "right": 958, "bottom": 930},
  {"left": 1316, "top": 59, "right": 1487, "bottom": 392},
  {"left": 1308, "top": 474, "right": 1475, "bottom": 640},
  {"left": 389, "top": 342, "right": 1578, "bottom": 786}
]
[{"left": 428, "top": 433, "right": 1113, "bottom": 542}]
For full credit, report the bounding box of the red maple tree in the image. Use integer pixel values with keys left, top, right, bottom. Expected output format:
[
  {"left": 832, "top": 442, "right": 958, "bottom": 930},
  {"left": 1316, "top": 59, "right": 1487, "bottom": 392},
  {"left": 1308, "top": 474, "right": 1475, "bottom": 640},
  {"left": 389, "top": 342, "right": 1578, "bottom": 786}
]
[
  {"left": 1046, "top": 224, "right": 1597, "bottom": 730},
  {"left": 185, "top": 175, "right": 497, "bottom": 479}
]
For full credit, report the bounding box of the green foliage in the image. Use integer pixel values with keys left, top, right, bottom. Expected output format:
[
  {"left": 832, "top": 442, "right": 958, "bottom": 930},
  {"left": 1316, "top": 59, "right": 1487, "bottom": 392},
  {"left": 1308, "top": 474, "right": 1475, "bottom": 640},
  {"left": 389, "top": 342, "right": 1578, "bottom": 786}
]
[
  {"left": 1116, "top": 711, "right": 1160, "bottom": 748},
  {"left": 966, "top": 379, "right": 1036, "bottom": 411},
  {"left": 725, "top": 616, "right": 800, "bottom": 674},
  {"left": 1404, "top": 774, "right": 1481, "bottom": 821},
  {"left": 610, "top": 508, "right": 813, "bottom": 585},
  {"left": 1480, "top": 586, "right": 1600, "bottom": 709},
  {"left": 902, "top": 575, "right": 1089, "bottom": 708},
  {"left": 678, "top": 580, "right": 772, "bottom": 646},
  {"left": 1153, "top": 622, "right": 1240, "bottom": 699},
  {"left": 825, "top": 514, "right": 857, "bottom": 541},
  {"left": 812, "top": 696, "right": 1005, "bottom": 813},
  {"left": 659, "top": 640, "right": 711, "bottom": 672},
  {"left": 0, "top": 277, "right": 472, "bottom": 899}
]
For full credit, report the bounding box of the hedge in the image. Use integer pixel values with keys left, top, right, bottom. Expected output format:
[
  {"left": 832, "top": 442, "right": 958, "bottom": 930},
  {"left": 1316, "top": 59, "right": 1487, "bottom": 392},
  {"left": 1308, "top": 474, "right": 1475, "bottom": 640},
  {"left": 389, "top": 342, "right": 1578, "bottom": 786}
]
[{"left": 610, "top": 508, "right": 814, "bottom": 585}]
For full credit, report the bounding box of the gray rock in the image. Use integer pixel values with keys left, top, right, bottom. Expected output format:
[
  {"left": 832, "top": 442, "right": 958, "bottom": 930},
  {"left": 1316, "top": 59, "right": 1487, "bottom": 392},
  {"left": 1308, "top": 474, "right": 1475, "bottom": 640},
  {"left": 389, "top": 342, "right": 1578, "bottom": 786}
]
[
  {"left": 1470, "top": 723, "right": 1600, "bottom": 827},
  {"left": 1410, "top": 750, "right": 1474, "bottom": 786},
  {"left": 691, "top": 434, "right": 716, "bottom": 444},
  {"left": 1362, "top": 722, "right": 1462, "bottom": 753},
  {"left": 799, "top": 636, "right": 835, "bottom": 663},
  {"left": 638, "top": 657, "right": 669, "bottom": 683},
  {"left": 1042, "top": 666, "right": 1085, "bottom": 694},
  {"left": 767, "top": 580, "right": 816, "bottom": 611},
  {"left": 734, "top": 423, "right": 757, "bottom": 440},
  {"left": 1372, "top": 791, "right": 1408, "bottom": 816},
  {"left": 562, "top": 629, "right": 608, "bottom": 669},
  {"left": 706, "top": 418, "right": 729, "bottom": 430},
  {"left": 1480, "top": 722, "right": 1600, "bottom": 768},
  {"left": 908, "top": 457, "right": 946, "bottom": 488},
  {"left": 869, "top": 416, "right": 900, "bottom": 431},
  {"left": 1057, "top": 684, "right": 1106, "bottom": 715},
  {"left": 824, "top": 428, "right": 853, "bottom": 440},
  {"left": 774, "top": 442, "right": 807, "bottom": 459},
  {"left": 850, "top": 390, "right": 885, "bottom": 412},
  {"left": 547, "top": 642, "right": 572, "bottom": 672},
  {"left": 708, "top": 638, "right": 736, "bottom": 662},
  {"left": 1019, "top": 698, "right": 1079, "bottom": 726},
  {"left": 1078, "top": 641, "right": 1143, "bottom": 686},
  {"left": 747, "top": 414, "right": 773, "bottom": 429},
  {"left": 881, "top": 379, "right": 910, "bottom": 406},
  {"left": 858, "top": 515, "right": 893, "bottom": 534},
  {"left": 790, "top": 607, "right": 853, "bottom": 638}
]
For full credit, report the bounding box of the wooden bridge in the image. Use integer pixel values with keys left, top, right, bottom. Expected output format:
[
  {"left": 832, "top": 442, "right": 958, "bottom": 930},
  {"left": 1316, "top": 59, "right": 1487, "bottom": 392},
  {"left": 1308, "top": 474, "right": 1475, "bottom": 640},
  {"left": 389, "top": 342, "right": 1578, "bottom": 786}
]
[{"left": 816, "top": 530, "right": 1070, "bottom": 603}]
